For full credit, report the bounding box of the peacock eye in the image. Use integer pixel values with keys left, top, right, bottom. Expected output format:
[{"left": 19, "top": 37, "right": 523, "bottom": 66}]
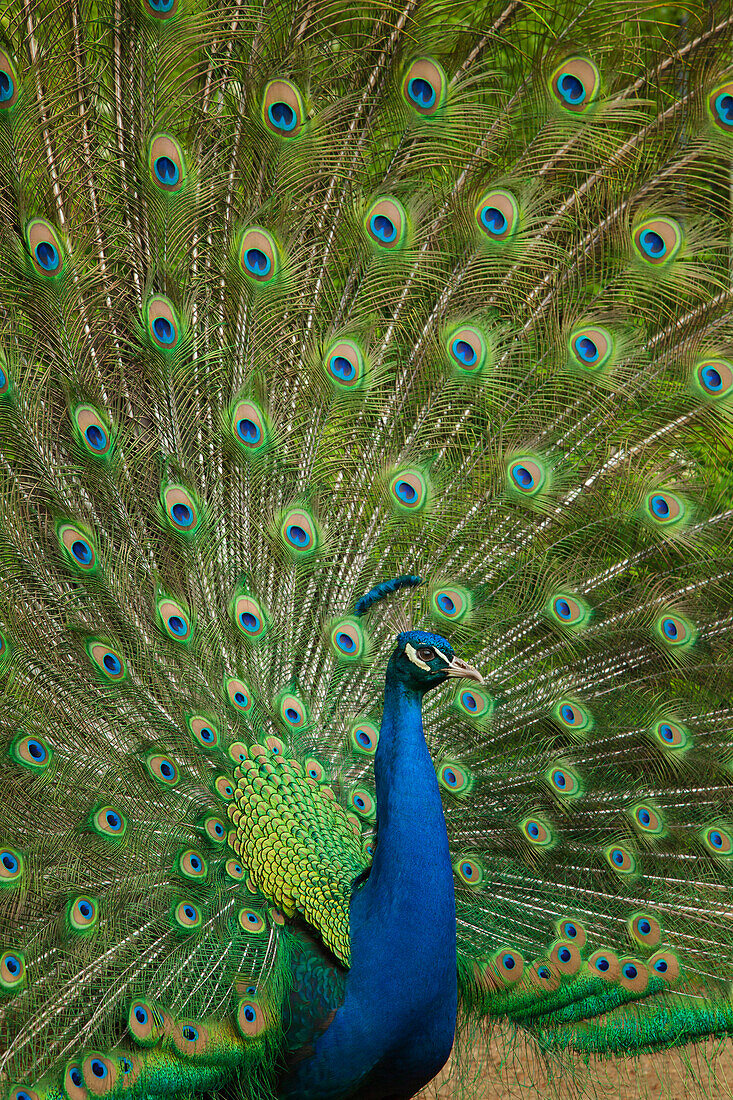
[{"left": 416, "top": 646, "right": 435, "bottom": 661}]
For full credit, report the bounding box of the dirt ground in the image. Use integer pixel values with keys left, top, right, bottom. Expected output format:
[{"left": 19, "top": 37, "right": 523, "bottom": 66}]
[{"left": 415, "top": 1028, "right": 733, "bottom": 1099}]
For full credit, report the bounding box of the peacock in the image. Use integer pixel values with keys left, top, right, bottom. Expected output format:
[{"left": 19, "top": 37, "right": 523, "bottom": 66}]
[{"left": 1, "top": 0, "right": 733, "bottom": 1097}]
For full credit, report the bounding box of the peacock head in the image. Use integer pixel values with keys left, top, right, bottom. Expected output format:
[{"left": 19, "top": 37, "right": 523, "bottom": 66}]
[{"left": 389, "top": 630, "right": 484, "bottom": 694}]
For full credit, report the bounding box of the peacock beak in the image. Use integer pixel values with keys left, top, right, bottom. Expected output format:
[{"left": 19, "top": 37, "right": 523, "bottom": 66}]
[{"left": 445, "top": 656, "right": 484, "bottom": 684}]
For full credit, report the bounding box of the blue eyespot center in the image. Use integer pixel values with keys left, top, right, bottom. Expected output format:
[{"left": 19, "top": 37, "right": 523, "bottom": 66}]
[
  {"left": 564, "top": 923, "right": 577, "bottom": 938},
  {"left": 1, "top": 852, "right": 18, "bottom": 872},
  {"left": 538, "top": 966, "right": 551, "bottom": 980},
  {"left": 6, "top": 956, "right": 20, "bottom": 974},
  {"left": 240, "top": 611, "right": 260, "bottom": 632},
  {"left": 556, "top": 600, "right": 572, "bottom": 620},
  {"left": 103, "top": 653, "right": 121, "bottom": 674},
  {"left": 663, "top": 619, "right": 678, "bottom": 639},
  {"left": 559, "top": 947, "right": 571, "bottom": 962},
  {"left": 171, "top": 502, "right": 193, "bottom": 526},
  {"left": 612, "top": 849, "right": 625, "bottom": 865},
  {"left": 201, "top": 726, "right": 215, "bottom": 741},
  {"left": 527, "top": 822, "right": 540, "bottom": 838},
  {"left": 576, "top": 337, "right": 598, "bottom": 362},
  {"left": 154, "top": 156, "right": 179, "bottom": 185},
  {"left": 443, "top": 769, "right": 457, "bottom": 786},
  {"left": 244, "top": 1005, "right": 256, "bottom": 1022},
  {"left": 638, "top": 810, "right": 651, "bottom": 826},
  {"left": 35, "top": 240, "right": 59, "bottom": 270},
  {"left": 85, "top": 424, "right": 106, "bottom": 450},
  {"left": 160, "top": 761, "right": 174, "bottom": 778},
  {"left": 701, "top": 365, "right": 723, "bottom": 391},
  {"left": 106, "top": 810, "right": 121, "bottom": 829},
  {"left": 91, "top": 1059, "right": 107, "bottom": 1078},
  {"left": 330, "top": 355, "right": 356, "bottom": 380},
  {"left": 596, "top": 956, "right": 610, "bottom": 972},
  {"left": 237, "top": 417, "right": 261, "bottom": 442},
  {"left": 461, "top": 692, "right": 477, "bottom": 711},
  {"left": 640, "top": 229, "right": 665, "bottom": 257},
  {"left": 287, "top": 525, "right": 308, "bottom": 546},
  {"left": 710, "top": 830, "right": 723, "bottom": 848},
  {"left": 245, "top": 248, "right": 270, "bottom": 275},
  {"left": 184, "top": 905, "right": 196, "bottom": 919},
  {"left": 481, "top": 207, "right": 507, "bottom": 234},
  {"left": 79, "top": 901, "right": 92, "bottom": 917},
  {"left": 135, "top": 1006, "right": 148, "bottom": 1024},
  {"left": 452, "top": 339, "right": 476, "bottom": 365},
  {"left": 396, "top": 481, "right": 416, "bottom": 502},
  {"left": 153, "top": 316, "right": 175, "bottom": 344},
  {"left": 623, "top": 963, "right": 638, "bottom": 980},
  {"left": 715, "top": 93, "right": 733, "bottom": 125},
  {"left": 285, "top": 707, "right": 300, "bottom": 723},
  {"left": 338, "top": 632, "right": 356, "bottom": 652},
  {"left": 269, "top": 101, "right": 296, "bottom": 131},
  {"left": 502, "top": 953, "right": 515, "bottom": 970},
  {"left": 0, "top": 71, "right": 12, "bottom": 102},
  {"left": 512, "top": 464, "right": 533, "bottom": 488},
  {"left": 72, "top": 539, "right": 92, "bottom": 563},
  {"left": 558, "top": 73, "right": 585, "bottom": 104},
  {"left": 651, "top": 495, "right": 669, "bottom": 518},
  {"left": 461, "top": 862, "right": 474, "bottom": 877},
  {"left": 70, "top": 1068, "right": 83, "bottom": 1086},
  {"left": 655, "top": 958, "right": 668, "bottom": 972},
  {"left": 438, "top": 594, "right": 456, "bottom": 612},
  {"left": 183, "top": 1025, "right": 198, "bottom": 1041},
  {"left": 553, "top": 770, "right": 567, "bottom": 788},
  {"left": 408, "top": 77, "right": 436, "bottom": 107},
  {"left": 659, "top": 723, "right": 674, "bottom": 741},
  {"left": 638, "top": 919, "right": 651, "bottom": 934},
  {"left": 27, "top": 739, "right": 45, "bottom": 759},
  {"left": 168, "top": 615, "right": 187, "bottom": 636},
  {"left": 370, "top": 214, "right": 396, "bottom": 243}
]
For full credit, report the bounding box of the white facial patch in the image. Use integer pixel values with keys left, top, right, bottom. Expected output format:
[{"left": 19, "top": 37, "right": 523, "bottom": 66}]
[{"left": 405, "top": 642, "right": 452, "bottom": 672}]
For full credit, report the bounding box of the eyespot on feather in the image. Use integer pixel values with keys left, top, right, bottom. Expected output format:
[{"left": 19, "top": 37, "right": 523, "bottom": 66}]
[
  {"left": 619, "top": 957, "right": 649, "bottom": 993},
  {"left": 654, "top": 611, "right": 696, "bottom": 650},
  {"left": 323, "top": 338, "right": 367, "bottom": 390},
  {"left": 203, "top": 816, "right": 227, "bottom": 845},
  {"left": 330, "top": 616, "right": 367, "bottom": 660},
  {"left": 547, "top": 593, "right": 591, "bottom": 631},
  {"left": 232, "top": 592, "right": 269, "bottom": 641},
  {"left": 349, "top": 720, "right": 379, "bottom": 755},
  {"left": 237, "top": 993, "right": 269, "bottom": 1038},
  {"left": 605, "top": 844, "right": 637, "bottom": 875},
  {"left": 172, "top": 900, "right": 202, "bottom": 931},
  {"left": 528, "top": 960, "right": 561, "bottom": 992},
  {"left": 157, "top": 597, "right": 193, "bottom": 643},
  {"left": 148, "top": 134, "right": 187, "bottom": 194},
  {"left": 454, "top": 856, "right": 484, "bottom": 886},
  {"left": 554, "top": 919, "right": 586, "bottom": 949},
  {"left": 629, "top": 802, "right": 666, "bottom": 837},
  {"left": 161, "top": 484, "right": 201, "bottom": 537},
  {"left": 82, "top": 1053, "right": 118, "bottom": 1093},
  {"left": 389, "top": 467, "right": 429, "bottom": 512},
  {"left": 0, "top": 352, "right": 11, "bottom": 398},
  {"left": 437, "top": 760, "right": 474, "bottom": 796},
  {"left": 228, "top": 741, "right": 248, "bottom": 765},
  {"left": 506, "top": 455, "right": 547, "bottom": 499},
  {"left": 171, "top": 1019, "right": 211, "bottom": 1056},
  {"left": 145, "top": 295, "right": 182, "bottom": 351},
  {"left": 278, "top": 692, "right": 308, "bottom": 729},
  {"left": 239, "top": 908, "right": 266, "bottom": 933},
  {"left": 475, "top": 189, "right": 519, "bottom": 242},
  {"left": 214, "top": 774, "right": 235, "bottom": 801},
  {"left": 628, "top": 913, "right": 662, "bottom": 948},
  {"left": 145, "top": 753, "right": 179, "bottom": 786},
  {"left": 232, "top": 399, "right": 269, "bottom": 453},
  {"left": 349, "top": 786, "right": 377, "bottom": 822},
  {"left": 226, "top": 858, "right": 245, "bottom": 880},
  {"left": 64, "top": 1060, "right": 88, "bottom": 1100},
  {"left": 520, "top": 816, "right": 555, "bottom": 849},
  {"left": 365, "top": 197, "right": 407, "bottom": 250},
  {"left": 187, "top": 715, "right": 220, "bottom": 750},
  {"left": 90, "top": 805, "right": 127, "bottom": 841},
  {"left": 0, "top": 847, "right": 23, "bottom": 887},
  {"left": 454, "top": 686, "right": 493, "bottom": 722},
  {"left": 568, "top": 325, "right": 614, "bottom": 371},
  {"left": 708, "top": 81, "right": 733, "bottom": 132},
  {"left": 445, "top": 325, "right": 489, "bottom": 375},
  {"left": 74, "top": 406, "right": 114, "bottom": 459},
  {"left": 649, "top": 949, "right": 680, "bottom": 983},
  {"left": 546, "top": 763, "right": 583, "bottom": 799},
  {"left": 178, "top": 849, "right": 208, "bottom": 880},
  {"left": 643, "top": 490, "right": 686, "bottom": 529},
  {"left": 238, "top": 227, "right": 280, "bottom": 284},
  {"left": 305, "top": 757, "right": 327, "bottom": 783},
  {"left": 0, "top": 949, "right": 26, "bottom": 990},
  {"left": 651, "top": 717, "right": 692, "bottom": 753},
  {"left": 280, "top": 507, "right": 320, "bottom": 556},
  {"left": 551, "top": 698, "right": 593, "bottom": 734},
  {"left": 265, "top": 735, "right": 285, "bottom": 757},
  {"left": 10, "top": 732, "right": 52, "bottom": 771},
  {"left": 587, "top": 948, "right": 620, "bottom": 981},
  {"left": 549, "top": 57, "right": 600, "bottom": 113},
  {"left": 262, "top": 79, "right": 305, "bottom": 138},
  {"left": 0, "top": 50, "right": 20, "bottom": 112},
  {"left": 632, "top": 217, "right": 683, "bottom": 266},
  {"left": 128, "top": 998, "right": 164, "bottom": 1045},
  {"left": 26, "top": 218, "right": 65, "bottom": 278},
  {"left": 702, "top": 824, "right": 733, "bottom": 857},
  {"left": 58, "top": 523, "right": 98, "bottom": 573},
  {"left": 693, "top": 358, "right": 733, "bottom": 401},
  {"left": 225, "top": 677, "right": 255, "bottom": 713},
  {"left": 550, "top": 940, "right": 582, "bottom": 975},
  {"left": 431, "top": 585, "right": 473, "bottom": 623},
  {"left": 86, "top": 641, "right": 127, "bottom": 681},
  {"left": 142, "top": 0, "right": 179, "bottom": 21},
  {"left": 402, "top": 58, "right": 446, "bottom": 116},
  {"left": 67, "top": 895, "right": 99, "bottom": 933},
  {"left": 486, "top": 948, "right": 525, "bottom": 987}
]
